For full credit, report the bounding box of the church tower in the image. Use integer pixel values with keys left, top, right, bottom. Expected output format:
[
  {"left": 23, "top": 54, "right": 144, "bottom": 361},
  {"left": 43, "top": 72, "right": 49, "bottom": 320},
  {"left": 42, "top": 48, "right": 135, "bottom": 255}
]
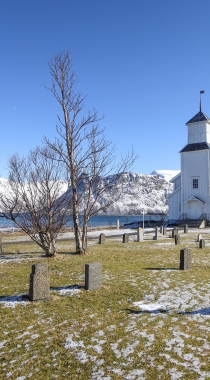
[{"left": 169, "top": 95, "right": 210, "bottom": 223}]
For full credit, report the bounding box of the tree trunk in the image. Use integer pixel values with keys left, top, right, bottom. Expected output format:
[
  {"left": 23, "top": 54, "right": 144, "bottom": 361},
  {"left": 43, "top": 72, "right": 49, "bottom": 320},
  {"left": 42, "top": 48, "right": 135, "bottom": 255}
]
[
  {"left": 72, "top": 186, "right": 83, "bottom": 253},
  {"left": 47, "top": 234, "right": 57, "bottom": 257},
  {"left": 39, "top": 232, "right": 57, "bottom": 257},
  {"left": 45, "top": 246, "right": 57, "bottom": 257},
  {"left": 0, "top": 235, "right": 2, "bottom": 254},
  {"left": 81, "top": 216, "right": 89, "bottom": 253}
]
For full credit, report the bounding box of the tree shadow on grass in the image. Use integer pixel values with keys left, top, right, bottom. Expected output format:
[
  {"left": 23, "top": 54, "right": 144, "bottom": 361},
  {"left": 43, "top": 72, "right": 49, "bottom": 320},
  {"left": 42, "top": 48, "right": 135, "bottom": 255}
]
[
  {"left": 0, "top": 253, "right": 44, "bottom": 259},
  {"left": 143, "top": 267, "right": 179, "bottom": 271},
  {"left": 57, "top": 251, "right": 83, "bottom": 255},
  {"left": 178, "top": 308, "right": 210, "bottom": 315},
  {"left": 125, "top": 307, "right": 210, "bottom": 315},
  {"left": 0, "top": 285, "right": 84, "bottom": 305},
  {"left": 0, "top": 294, "right": 28, "bottom": 304},
  {"left": 125, "top": 308, "right": 169, "bottom": 314}
]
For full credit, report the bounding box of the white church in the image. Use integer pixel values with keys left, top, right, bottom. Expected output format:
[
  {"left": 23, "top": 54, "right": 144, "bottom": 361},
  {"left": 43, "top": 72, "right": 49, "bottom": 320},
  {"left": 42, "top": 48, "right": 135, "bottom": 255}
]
[{"left": 169, "top": 98, "right": 210, "bottom": 226}]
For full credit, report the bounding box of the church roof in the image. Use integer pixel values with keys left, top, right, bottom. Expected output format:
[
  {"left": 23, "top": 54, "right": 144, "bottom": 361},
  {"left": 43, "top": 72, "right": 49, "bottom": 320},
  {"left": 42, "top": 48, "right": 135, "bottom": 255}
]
[
  {"left": 180, "top": 142, "right": 210, "bottom": 153},
  {"left": 186, "top": 111, "right": 210, "bottom": 125},
  {"left": 185, "top": 196, "right": 205, "bottom": 204},
  {"left": 169, "top": 172, "right": 181, "bottom": 183}
]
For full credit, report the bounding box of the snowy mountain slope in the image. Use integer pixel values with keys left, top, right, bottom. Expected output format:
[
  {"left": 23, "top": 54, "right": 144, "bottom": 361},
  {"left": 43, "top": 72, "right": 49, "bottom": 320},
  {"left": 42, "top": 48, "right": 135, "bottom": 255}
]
[
  {"left": 56, "top": 172, "right": 174, "bottom": 215},
  {"left": 150, "top": 170, "right": 180, "bottom": 182},
  {"left": 0, "top": 178, "right": 68, "bottom": 198},
  {"left": 0, "top": 172, "right": 174, "bottom": 214},
  {"left": 0, "top": 178, "right": 11, "bottom": 199},
  {"left": 0, "top": 178, "right": 69, "bottom": 212},
  {"left": 93, "top": 172, "right": 173, "bottom": 215}
]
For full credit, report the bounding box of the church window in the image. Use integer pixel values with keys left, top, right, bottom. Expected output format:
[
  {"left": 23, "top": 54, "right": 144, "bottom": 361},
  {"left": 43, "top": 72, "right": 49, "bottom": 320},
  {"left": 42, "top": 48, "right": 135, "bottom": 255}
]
[{"left": 193, "top": 178, "right": 198, "bottom": 189}]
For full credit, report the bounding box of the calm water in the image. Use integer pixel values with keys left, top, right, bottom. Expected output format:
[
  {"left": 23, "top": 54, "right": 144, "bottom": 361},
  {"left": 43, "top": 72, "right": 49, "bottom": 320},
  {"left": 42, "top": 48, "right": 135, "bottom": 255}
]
[{"left": 0, "top": 214, "right": 165, "bottom": 229}]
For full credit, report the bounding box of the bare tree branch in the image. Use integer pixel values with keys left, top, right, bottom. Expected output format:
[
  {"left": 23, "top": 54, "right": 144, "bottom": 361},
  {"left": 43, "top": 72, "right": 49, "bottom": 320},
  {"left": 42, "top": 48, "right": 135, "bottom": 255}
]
[
  {"left": 44, "top": 51, "right": 137, "bottom": 253},
  {"left": 0, "top": 147, "right": 71, "bottom": 257}
]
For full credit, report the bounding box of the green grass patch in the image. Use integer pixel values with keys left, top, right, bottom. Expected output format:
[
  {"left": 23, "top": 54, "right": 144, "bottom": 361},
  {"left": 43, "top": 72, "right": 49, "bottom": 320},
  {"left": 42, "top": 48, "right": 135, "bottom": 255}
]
[{"left": 0, "top": 233, "right": 210, "bottom": 379}]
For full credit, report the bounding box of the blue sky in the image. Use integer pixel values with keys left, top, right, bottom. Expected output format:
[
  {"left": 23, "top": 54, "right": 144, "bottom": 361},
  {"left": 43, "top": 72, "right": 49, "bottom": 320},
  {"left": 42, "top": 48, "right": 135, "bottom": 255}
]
[{"left": 1, "top": 0, "right": 210, "bottom": 178}]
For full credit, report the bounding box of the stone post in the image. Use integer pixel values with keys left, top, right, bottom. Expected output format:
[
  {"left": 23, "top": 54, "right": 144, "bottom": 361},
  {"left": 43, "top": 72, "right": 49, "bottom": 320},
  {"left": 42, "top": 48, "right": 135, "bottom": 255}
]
[
  {"left": 137, "top": 227, "right": 144, "bottom": 242},
  {"left": 172, "top": 229, "right": 177, "bottom": 238},
  {"left": 123, "top": 233, "right": 129, "bottom": 243},
  {"left": 85, "top": 263, "right": 102, "bottom": 291},
  {"left": 29, "top": 263, "right": 51, "bottom": 301},
  {"left": 163, "top": 227, "right": 167, "bottom": 236},
  {"left": 197, "top": 234, "right": 202, "bottom": 242},
  {"left": 153, "top": 226, "right": 159, "bottom": 240},
  {"left": 184, "top": 224, "right": 188, "bottom": 233},
  {"left": 199, "top": 239, "right": 205, "bottom": 249},
  {"left": 99, "top": 233, "right": 105, "bottom": 244},
  {"left": 116, "top": 219, "right": 120, "bottom": 230},
  {"left": 160, "top": 226, "right": 163, "bottom": 234},
  {"left": 180, "top": 248, "right": 192, "bottom": 270},
  {"left": 175, "top": 234, "right": 180, "bottom": 245}
]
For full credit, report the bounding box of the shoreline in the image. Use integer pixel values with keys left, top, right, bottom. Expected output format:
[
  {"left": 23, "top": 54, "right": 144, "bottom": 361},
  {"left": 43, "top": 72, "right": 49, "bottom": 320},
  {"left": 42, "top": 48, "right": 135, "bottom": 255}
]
[{"left": 1, "top": 225, "right": 210, "bottom": 246}]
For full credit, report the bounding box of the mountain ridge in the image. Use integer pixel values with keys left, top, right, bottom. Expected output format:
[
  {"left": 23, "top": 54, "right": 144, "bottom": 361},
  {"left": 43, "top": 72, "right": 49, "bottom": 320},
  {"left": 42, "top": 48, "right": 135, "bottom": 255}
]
[{"left": 0, "top": 170, "right": 179, "bottom": 214}]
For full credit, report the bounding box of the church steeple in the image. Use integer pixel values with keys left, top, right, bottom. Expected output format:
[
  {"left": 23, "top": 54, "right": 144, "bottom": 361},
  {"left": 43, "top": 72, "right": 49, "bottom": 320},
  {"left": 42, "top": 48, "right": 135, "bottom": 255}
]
[
  {"left": 183, "top": 94, "right": 210, "bottom": 146},
  {"left": 185, "top": 91, "right": 209, "bottom": 125},
  {"left": 200, "top": 90, "right": 204, "bottom": 112},
  {"left": 185, "top": 111, "right": 210, "bottom": 125}
]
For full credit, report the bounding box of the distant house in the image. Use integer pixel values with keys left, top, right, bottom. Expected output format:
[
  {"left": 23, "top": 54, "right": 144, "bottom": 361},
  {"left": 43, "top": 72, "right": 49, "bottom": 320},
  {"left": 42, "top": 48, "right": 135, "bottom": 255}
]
[{"left": 169, "top": 106, "right": 210, "bottom": 225}]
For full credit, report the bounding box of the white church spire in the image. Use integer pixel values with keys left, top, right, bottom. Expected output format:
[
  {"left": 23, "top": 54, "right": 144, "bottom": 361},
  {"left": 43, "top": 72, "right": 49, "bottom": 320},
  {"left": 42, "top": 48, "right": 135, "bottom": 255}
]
[{"left": 200, "top": 90, "right": 204, "bottom": 112}]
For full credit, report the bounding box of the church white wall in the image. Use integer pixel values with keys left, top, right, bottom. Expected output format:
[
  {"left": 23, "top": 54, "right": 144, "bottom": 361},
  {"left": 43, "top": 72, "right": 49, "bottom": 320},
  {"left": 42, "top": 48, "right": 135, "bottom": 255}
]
[
  {"left": 168, "top": 188, "right": 181, "bottom": 220},
  {"left": 181, "top": 150, "right": 210, "bottom": 217},
  {"left": 188, "top": 121, "right": 210, "bottom": 143},
  {"left": 174, "top": 175, "right": 181, "bottom": 190}
]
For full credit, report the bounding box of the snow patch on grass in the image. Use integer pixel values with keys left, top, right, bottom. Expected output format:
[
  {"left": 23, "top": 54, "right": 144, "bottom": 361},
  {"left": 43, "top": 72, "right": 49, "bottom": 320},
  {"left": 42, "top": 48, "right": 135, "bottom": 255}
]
[
  {"left": 0, "top": 295, "right": 28, "bottom": 308},
  {"left": 51, "top": 285, "right": 81, "bottom": 296}
]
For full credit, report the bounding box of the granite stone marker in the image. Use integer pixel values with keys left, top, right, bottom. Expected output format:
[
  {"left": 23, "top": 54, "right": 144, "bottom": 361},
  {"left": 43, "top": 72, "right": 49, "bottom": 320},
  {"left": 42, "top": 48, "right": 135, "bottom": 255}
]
[
  {"left": 184, "top": 224, "right": 188, "bottom": 233},
  {"left": 123, "top": 233, "right": 129, "bottom": 243},
  {"left": 199, "top": 239, "right": 205, "bottom": 249},
  {"left": 175, "top": 234, "right": 180, "bottom": 245},
  {"left": 172, "top": 229, "right": 177, "bottom": 238},
  {"left": 29, "top": 263, "right": 50, "bottom": 301},
  {"left": 137, "top": 227, "right": 144, "bottom": 242},
  {"left": 99, "top": 233, "right": 105, "bottom": 244},
  {"left": 180, "top": 248, "right": 192, "bottom": 270},
  {"left": 85, "top": 263, "right": 102, "bottom": 291},
  {"left": 160, "top": 226, "right": 163, "bottom": 234},
  {"left": 163, "top": 227, "right": 167, "bottom": 235},
  {"left": 153, "top": 226, "right": 159, "bottom": 240},
  {"left": 197, "top": 234, "right": 202, "bottom": 242}
]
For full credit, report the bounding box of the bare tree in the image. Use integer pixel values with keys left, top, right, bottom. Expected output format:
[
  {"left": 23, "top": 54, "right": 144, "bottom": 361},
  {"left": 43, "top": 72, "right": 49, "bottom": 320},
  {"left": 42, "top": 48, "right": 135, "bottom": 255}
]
[
  {"left": 45, "top": 51, "right": 136, "bottom": 253},
  {"left": 0, "top": 147, "right": 71, "bottom": 257}
]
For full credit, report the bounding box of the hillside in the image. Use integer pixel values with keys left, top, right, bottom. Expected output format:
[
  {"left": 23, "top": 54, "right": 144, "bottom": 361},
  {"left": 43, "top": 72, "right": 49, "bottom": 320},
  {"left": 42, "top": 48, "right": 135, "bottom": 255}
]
[
  {"left": 0, "top": 170, "right": 177, "bottom": 215},
  {"left": 91, "top": 172, "right": 174, "bottom": 215},
  {"left": 57, "top": 171, "right": 176, "bottom": 215}
]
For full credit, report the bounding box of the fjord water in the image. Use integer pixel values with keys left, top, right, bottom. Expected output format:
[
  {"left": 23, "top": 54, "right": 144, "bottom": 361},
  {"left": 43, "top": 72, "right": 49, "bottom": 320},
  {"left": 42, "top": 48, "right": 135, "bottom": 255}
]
[{"left": 0, "top": 214, "right": 164, "bottom": 230}]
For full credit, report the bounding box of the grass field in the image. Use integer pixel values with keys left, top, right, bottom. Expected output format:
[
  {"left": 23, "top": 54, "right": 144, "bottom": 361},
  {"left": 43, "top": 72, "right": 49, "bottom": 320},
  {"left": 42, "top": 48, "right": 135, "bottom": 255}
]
[{"left": 0, "top": 231, "right": 210, "bottom": 379}]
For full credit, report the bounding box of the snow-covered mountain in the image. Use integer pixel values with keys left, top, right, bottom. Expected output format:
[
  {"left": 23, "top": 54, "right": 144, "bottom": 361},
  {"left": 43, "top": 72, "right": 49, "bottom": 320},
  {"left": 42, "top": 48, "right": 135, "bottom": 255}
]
[
  {"left": 94, "top": 172, "right": 173, "bottom": 215},
  {"left": 0, "top": 178, "right": 11, "bottom": 199},
  {"left": 0, "top": 171, "right": 175, "bottom": 215},
  {"left": 150, "top": 170, "right": 180, "bottom": 182},
  {"left": 0, "top": 178, "right": 69, "bottom": 199},
  {"left": 0, "top": 177, "right": 69, "bottom": 212},
  {"left": 56, "top": 172, "right": 174, "bottom": 215}
]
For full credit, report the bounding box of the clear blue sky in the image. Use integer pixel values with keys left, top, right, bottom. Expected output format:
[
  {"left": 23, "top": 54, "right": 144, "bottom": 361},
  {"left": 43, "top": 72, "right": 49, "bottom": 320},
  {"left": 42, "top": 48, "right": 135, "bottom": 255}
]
[{"left": 1, "top": 0, "right": 210, "bottom": 178}]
